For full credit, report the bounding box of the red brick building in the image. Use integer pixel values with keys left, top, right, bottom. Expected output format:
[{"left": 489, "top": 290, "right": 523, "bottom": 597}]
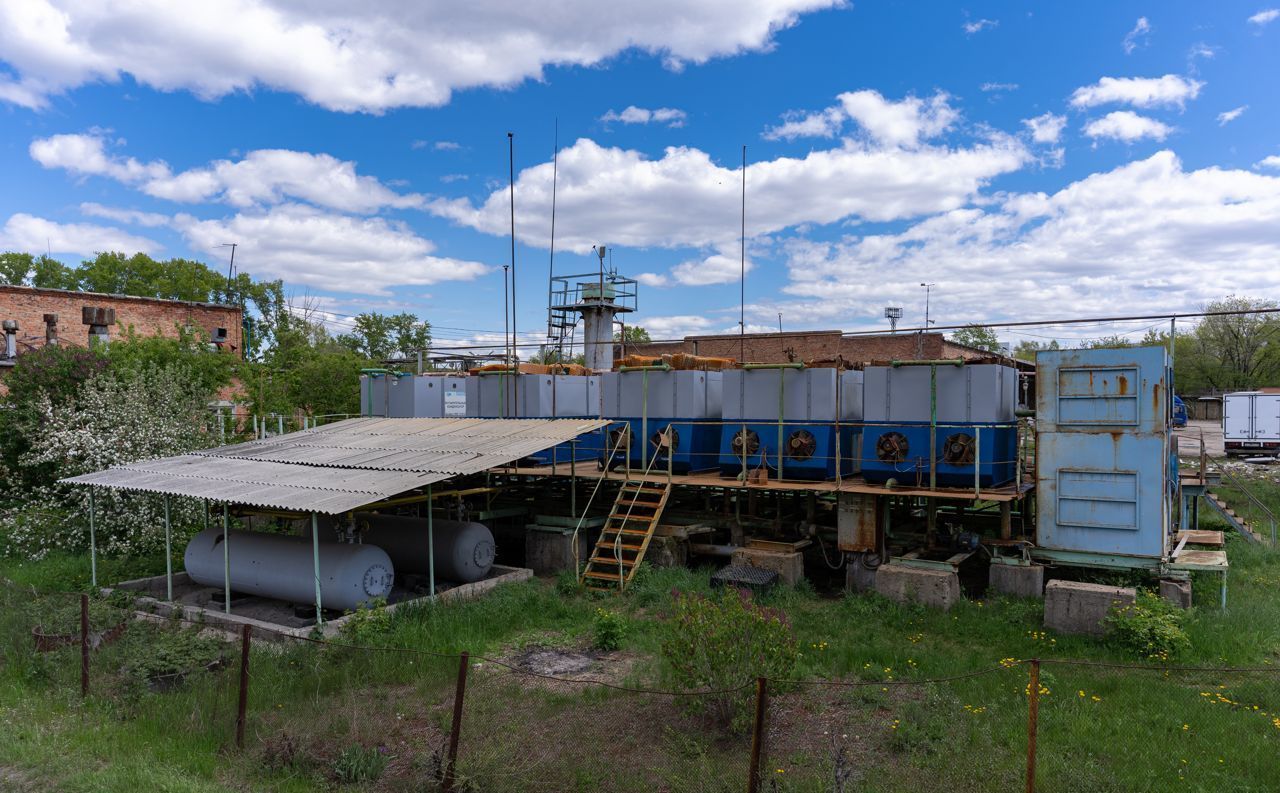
[{"left": 1, "top": 285, "right": 243, "bottom": 376}]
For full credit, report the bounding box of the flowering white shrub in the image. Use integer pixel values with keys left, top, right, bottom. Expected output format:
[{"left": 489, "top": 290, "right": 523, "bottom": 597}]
[{"left": 0, "top": 365, "right": 213, "bottom": 559}]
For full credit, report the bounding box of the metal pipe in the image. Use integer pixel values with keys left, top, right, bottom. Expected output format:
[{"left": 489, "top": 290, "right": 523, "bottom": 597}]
[
  {"left": 163, "top": 494, "right": 173, "bottom": 601},
  {"left": 222, "top": 504, "right": 231, "bottom": 614},
  {"left": 930, "top": 363, "right": 937, "bottom": 492},
  {"left": 1015, "top": 408, "right": 1036, "bottom": 418},
  {"left": 689, "top": 543, "right": 737, "bottom": 557},
  {"left": 742, "top": 362, "right": 805, "bottom": 370},
  {"left": 311, "top": 512, "right": 323, "bottom": 624},
  {"left": 890, "top": 358, "right": 965, "bottom": 367},
  {"left": 619, "top": 363, "right": 671, "bottom": 372},
  {"left": 427, "top": 483, "right": 436, "bottom": 598}
]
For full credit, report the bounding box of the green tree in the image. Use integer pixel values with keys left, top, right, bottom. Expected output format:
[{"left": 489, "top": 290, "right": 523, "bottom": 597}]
[
  {"left": 614, "top": 325, "right": 651, "bottom": 344},
  {"left": 1086, "top": 335, "right": 1135, "bottom": 349},
  {"left": 337, "top": 312, "right": 432, "bottom": 360},
  {"left": 1012, "top": 339, "right": 1059, "bottom": 362},
  {"left": 107, "top": 325, "right": 238, "bottom": 401},
  {"left": 0, "top": 252, "right": 33, "bottom": 285},
  {"left": 949, "top": 324, "right": 1002, "bottom": 352},
  {"left": 30, "top": 254, "right": 78, "bottom": 289}
]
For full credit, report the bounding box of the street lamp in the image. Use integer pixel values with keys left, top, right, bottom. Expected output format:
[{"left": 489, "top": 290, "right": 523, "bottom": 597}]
[{"left": 920, "top": 283, "right": 937, "bottom": 328}]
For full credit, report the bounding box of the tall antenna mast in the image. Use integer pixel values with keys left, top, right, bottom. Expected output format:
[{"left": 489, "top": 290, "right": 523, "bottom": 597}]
[
  {"left": 546, "top": 120, "right": 559, "bottom": 358},
  {"left": 739, "top": 145, "right": 746, "bottom": 365},
  {"left": 508, "top": 132, "right": 517, "bottom": 377}
]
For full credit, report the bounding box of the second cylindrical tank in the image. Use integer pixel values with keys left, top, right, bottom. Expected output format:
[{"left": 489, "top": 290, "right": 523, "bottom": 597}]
[{"left": 354, "top": 513, "right": 496, "bottom": 583}]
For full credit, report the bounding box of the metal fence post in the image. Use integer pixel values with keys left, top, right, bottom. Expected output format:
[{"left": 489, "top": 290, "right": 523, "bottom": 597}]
[
  {"left": 235, "top": 624, "right": 252, "bottom": 749},
  {"left": 1026, "top": 659, "right": 1041, "bottom": 793},
  {"left": 80, "top": 593, "right": 90, "bottom": 698},
  {"left": 747, "top": 676, "right": 768, "bottom": 793},
  {"left": 443, "top": 651, "right": 471, "bottom": 793}
]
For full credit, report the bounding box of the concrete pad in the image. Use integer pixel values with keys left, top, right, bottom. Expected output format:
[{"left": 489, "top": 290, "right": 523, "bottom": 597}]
[
  {"left": 1044, "top": 580, "right": 1135, "bottom": 637},
  {"left": 730, "top": 548, "right": 805, "bottom": 586},
  {"left": 989, "top": 564, "right": 1045, "bottom": 599},
  {"left": 845, "top": 554, "right": 879, "bottom": 593},
  {"left": 1159, "top": 579, "right": 1193, "bottom": 609},
  {"left": 525, "top": 527, "right": 589, "bottom": 576},
  {"left": 874, "top": 565, "right": 960, "bottom": 610}
]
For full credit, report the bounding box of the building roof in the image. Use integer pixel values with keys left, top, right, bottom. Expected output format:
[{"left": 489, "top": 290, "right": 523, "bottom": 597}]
[
  {"left": 61, "top": 417, "right": 608, "bottom": 514},
  {"left": 0, "top": 283, "right": 242, "bottom": 312}
]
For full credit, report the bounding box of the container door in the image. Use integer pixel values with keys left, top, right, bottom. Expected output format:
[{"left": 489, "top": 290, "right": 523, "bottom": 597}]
[
  {"left": 1036, "top": 433, "right": 1168, "bottom": 558},
  {"left": 1255, "top": 395, "right": 1280, "bottom": 440},
  {"left": 1223, "top": 396, "right": 1252, "bottom": 441}
]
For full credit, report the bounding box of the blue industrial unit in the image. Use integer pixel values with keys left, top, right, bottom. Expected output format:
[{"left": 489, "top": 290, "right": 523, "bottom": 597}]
[
  {"left": 1034, "top": 346, "right": 1173, "bottom": 561},
  {"left": 474, "top": 373, "right": 604, "bottom": 464},
  {"left": 717, "top": 368, "right": 863, "bottom": 480},
  {"left": 601, "top": 370, "right": 723, "bottom": 473},
  {"left": 859, "top": 363, "right": 1019, "bottom": 487}
]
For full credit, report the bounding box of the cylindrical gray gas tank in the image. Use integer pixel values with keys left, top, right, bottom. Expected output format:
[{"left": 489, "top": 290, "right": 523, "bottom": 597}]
[
  {"left": 354, "top": 514, "right": 495, "bottom": 583},
  {"left": 184, "top": 528, "right": 394, "bottom": 612}
]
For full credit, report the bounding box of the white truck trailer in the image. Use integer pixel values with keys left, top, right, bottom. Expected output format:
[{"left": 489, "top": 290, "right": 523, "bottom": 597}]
[{"left": 1223, "top": 390, "right": 1280, "bottom": 456}]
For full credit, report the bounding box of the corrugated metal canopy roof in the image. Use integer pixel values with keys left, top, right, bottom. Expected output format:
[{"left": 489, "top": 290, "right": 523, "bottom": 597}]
[{"left": 61, "top": 417, "right": 608, "bottom": 514}]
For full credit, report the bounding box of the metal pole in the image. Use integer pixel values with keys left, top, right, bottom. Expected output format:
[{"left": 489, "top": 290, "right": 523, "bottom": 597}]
[
  {"left": 277, "top": 414, "right": 284, "bottom": 436},
  {"left": 428, "top": 483, "right": 436, "bottom": 598},
  {"left": 570, "top": 440, "right": 577, "bottom": 518},
  {"left": 235, "top": 624, "right": 251, "bottom": 749},
  {"left": 1026, "top": 659, "right": 1040, "bottom": 793},
  {"left": 747, "top": 676, "right": 768, "bottom": 793},
  {"left": 88, "top": 488, "right": 97, "bottom": 588},
  {"left": 311, "top": 513, "right": 323, "bottom": 625},
  {"left": 974, "top": 426, "right": 981, "bottom": 499},
  {"left": 929, "top": 363, "right": 937, "bottom": 491},
  {"left": 163, "top": 494, "right": 173, "bottom": 601},
  {"left": 80, "top": 593, "right": 90, "bottom": 698},
  {"left": 508, "top": 132, "right": 518, "bottom": 380},
  {"left": 443, "top": 651, "right": 470, "bottom": 793},
  {"left": 222, "top": 504, "right": 231, "bottom": 614}
]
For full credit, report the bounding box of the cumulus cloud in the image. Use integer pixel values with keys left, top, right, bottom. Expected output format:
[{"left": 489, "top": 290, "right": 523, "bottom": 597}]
[
  {"left": 765, "top": 89, "right": 958, "bottom": 146},
  {"left": 980, "top": 82, "right": 1018, "bottom": 92},
  {"left": 1070, "top": 74, "right": 1204, "bottom": 110},
  {"left": 172, "top": 204, "right": 488, "bottom": 295},
  {"left": 413, "top": 140, "right": 461, "bottom": 151},
  {"left": 668, "top": 252, "right": 751, "bottom": 286},
  {"left": 1122, "top": 17, "right": 1151, "bottom": 54},
  {"left": 1257, "top": 155, "right": 1280, "bottom": 170},
  {"left": 1248, "top": 8, "right": 1279, "bottom": 26},
  {"left": 78, "top": 202, "right": 169, "bottom": 227},
  {"left": 962, "top": 18, "right": 997, "bottom": 34},
  {"left": 600, "top": 106, "right": 687, "bottom": 127},
  {"left": 762, "top": 107, "right": 844, "bottom": 140},
  {"left": 1023, "top": 113, "right": 1067, "bottom": 144},
  {"left": 1217, "top": 106, "right": 1248, "bottom": 125},
  {"left": 430, "top": 130, "right": 1028, "bottom": 253},
  {"left": 634, "top": 314, "right": 716, "bottom": 339},
  {"left": 0, "top": 0, "right": 839, "bottom": 112},
  {"left": 0, "top": 213, "right": 160, "bottom": 255},
  {"left": 772, "top": 152, "right": 1280, "bottom": 327},
  {"left": 1083, "top": 111, "right": 1172, "bottom": 142},
  {"left": 31, "top": 133, "right": 421, "bottom": 213}
]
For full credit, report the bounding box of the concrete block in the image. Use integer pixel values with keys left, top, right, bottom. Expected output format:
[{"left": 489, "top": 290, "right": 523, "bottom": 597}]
[
  {"left": 730, "top": 548, "right": 805, "bottom": 586},
  {"left": 524, "top": 528, "right": 588, "bottom": 576},
  {"left": 1159, "top": 579, "right": 1193, "bottom": 609},
  {"left": 646, "top": 535, "right": 688, "bottom": 569},
  {"left": 844, "top": 554, "right": 879, "bottom": 593},
  {"left": 989, "top": 564, "right": 1045, "bottom": 599},
  {"left": 1044, "top": 580, "right": 1135, "bottom": 637},
  {"left": 874, "top": 565, "right": 961, "bottom": 610}
]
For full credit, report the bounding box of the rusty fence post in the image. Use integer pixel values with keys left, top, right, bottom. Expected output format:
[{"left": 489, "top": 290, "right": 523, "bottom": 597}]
[
  {"left": 80, "top": 594, "right": 90, "bottom": 698},
  {"left": 747, "top": 676, "right": 769, "bottom": 793},
  {"left": 235, "top": 624, "right": 252, "bottom": 749},
  {"left": 1026, "top": 659, "right": 1041, "bottom": 793},
  {"left": 443, "top": 651, "right": 470, "bottom": 793}
]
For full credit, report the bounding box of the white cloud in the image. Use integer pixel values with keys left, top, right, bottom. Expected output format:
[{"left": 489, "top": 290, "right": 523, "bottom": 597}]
[
  {"left": 412, "top": 140, "right": 461, "bottom": 151},
  {"left": 31, "top": 133, "right": 421, "bottom": 213},
  {"left": 762, "top": 107, "right": 844, "bottom": 140},
  {"left": 0, "top": 213, "right": 160, "bottom": 255},
  {"left": 172, "top": 204, "right": 488, "bottom": 295},
  {"left": 774, "top": 152, "right": 1280, "bottom": 327},
  {"left": 0, "top": 0, "right": 839, "bottom": 112},
  {"left": 600, "top": 105, "right": 688, "bottom": 127},
  {"left": 980, "top": 82, "right": 1018, "bottom": 92},
  {"left": 635, "top": 272, "right": 670, "bottom": 287},
  {"left": 762, "top": 90, "right": 957, "bottom": 147},
  {"left": 78, "top": 202, "right": 169, "bottom": 227},
  {"left": 633, "top": 314, "right": 716, "bottom": 338},
  {"left": 1023, "top": 113, "right": 1067, "bottom": 144},
  {"left": 1217, "top": 106, "right": 1248, "bottom": 125},
  {"left": 962, "top": 18, "right": 997, "bottom": 34},
  {"left": 669, "top": 252, "right": 751, "bottom": 285},
  {"left": 1123, "top": 17, "right": 1151, "bottom": 54},
  {"left": 1247, "top": 8, "right": 1279, "bottom": 25},
  {"left": 430, "top": 129, "right": 1028, "bottom": 252},
  {"left": 1069, "top": 74, "right": 1204, "bottom": 110},
  {"left": 1257, "top": 155, "right": 1280, "bottom": 170},
  {"left": 1083, "top": 111, "right": 1172, "bottom": 142}
]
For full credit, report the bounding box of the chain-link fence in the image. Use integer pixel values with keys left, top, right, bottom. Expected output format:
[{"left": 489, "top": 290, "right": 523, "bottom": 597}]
[{"left": 4, "top": 581, "right": 1278, "bottom": 792}]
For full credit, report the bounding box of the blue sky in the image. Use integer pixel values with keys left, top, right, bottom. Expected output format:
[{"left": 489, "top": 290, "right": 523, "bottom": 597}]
[{"left": 2, "top": 1, "right": 1279, "bottom": 353}]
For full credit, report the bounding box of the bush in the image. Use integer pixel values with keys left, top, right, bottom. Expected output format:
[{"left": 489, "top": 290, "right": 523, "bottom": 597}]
[
  {"left": 1106, "top": 590, "right": 1191, "bottom": 661},
  {"left": 592, "top": 607, "right": 625, "bottom": 651},
  {"left": 332, "top": 744, "right": 389, "bottom": 784},
  {"left": 661, "top": 588, "right": 800, "bottom": 730},
  {"left": 338, "top": 597, "right": 393, "bottom": 645}
]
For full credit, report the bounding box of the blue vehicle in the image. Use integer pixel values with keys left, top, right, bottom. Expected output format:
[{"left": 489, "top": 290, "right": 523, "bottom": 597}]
[{"left": 1172, "top": 395, "right": 1188, "bottom": 428}]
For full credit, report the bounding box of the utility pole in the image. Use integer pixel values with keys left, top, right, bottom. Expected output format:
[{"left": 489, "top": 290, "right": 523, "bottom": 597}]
[
  {"left": 920, "top": 283, "right": 937, "bottom": 328},
  {"left": 219, "top": 243, "right": 238, "bottom": 295}
]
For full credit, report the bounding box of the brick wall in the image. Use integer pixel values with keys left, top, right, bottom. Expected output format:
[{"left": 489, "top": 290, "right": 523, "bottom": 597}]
[
  {"left": 624, "top": 330, "right": 992, "bottom": 365},
  {"left": 0, "top": 285, "right": 243, "bottom": 359}
]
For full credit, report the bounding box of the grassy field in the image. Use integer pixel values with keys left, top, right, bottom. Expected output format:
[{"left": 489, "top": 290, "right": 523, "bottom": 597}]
[{"left": 2, "top": 488, "right": 1279, "bottom": 792}]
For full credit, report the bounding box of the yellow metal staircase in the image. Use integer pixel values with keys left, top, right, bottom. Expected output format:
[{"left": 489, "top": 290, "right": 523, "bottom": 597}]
[{"left": 581, "top": 480, "right": 672, "bottom": 592}]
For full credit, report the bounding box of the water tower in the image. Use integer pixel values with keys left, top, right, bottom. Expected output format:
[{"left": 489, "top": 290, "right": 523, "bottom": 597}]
[{"left": 546, "top": 245, "right": 638, "bottom": 371}]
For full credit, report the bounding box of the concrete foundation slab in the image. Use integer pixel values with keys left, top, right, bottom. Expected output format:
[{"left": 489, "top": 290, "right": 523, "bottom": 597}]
[
  {"left": 730, "top": 548, "right": 805, "bottom": 586},
  {"left": 525, "top": 527, "right": 589, "bottom": 576},
  {"left": 989, "top": 564, "right": 1045, "bottom": 599},
  {"left": 845, "top": 554, "right": 880, "bottom": 593},
  {"left": 874, "top": 565, "right": 961, "bottom": 610},
  {"left": 1044, "top": 580, "right": 1135, "bottom": 637},
  {"left": 1159, "top": 578, "right": 1193, "bottom": 609}
]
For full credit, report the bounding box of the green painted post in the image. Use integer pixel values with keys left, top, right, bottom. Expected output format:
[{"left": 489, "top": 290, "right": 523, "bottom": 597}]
[
  {"left": 427, "top": 484, "right": 436, "bottom": 597},
  {"left": 222, "top": 504, "right": 231, "bottom": 614},
  {"left": 163, "top": 494, "right": 173, "bottom": 601}
]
